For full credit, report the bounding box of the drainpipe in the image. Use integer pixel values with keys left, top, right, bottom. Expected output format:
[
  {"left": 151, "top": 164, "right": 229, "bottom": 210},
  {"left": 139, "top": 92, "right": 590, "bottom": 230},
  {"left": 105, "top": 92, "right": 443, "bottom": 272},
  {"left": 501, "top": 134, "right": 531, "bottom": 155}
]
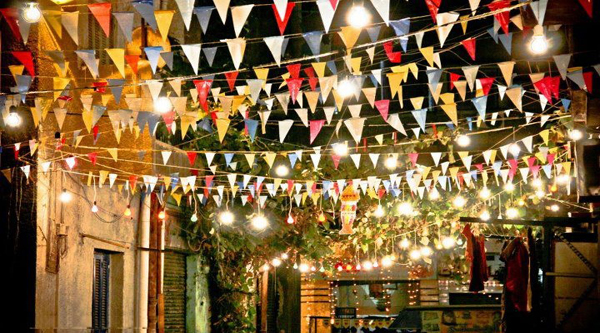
[{"left": 136, "top": 193, "right": 151, "bottom": 332}]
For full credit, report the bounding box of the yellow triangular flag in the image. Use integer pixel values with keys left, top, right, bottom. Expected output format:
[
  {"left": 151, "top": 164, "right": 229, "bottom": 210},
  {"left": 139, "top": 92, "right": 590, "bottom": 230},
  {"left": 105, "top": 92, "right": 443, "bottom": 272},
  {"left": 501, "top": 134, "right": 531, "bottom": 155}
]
[
  {"left": 440, "top": 93, "right": 455, "bottom": 105},
  {"left": 215, "top": 118, "right": 230, "bottom": 142},
  {"left": 338, "top": 26, "right": 361, "bottom": 51},
  {"left": 312, "top": 62, "right": 327, "bottom": 78},
  {"left": 245, "top": 153, "right": 255, "bottom": 167},
  {"left": 107, "top": 148, "right": 118, "bottom": 162},
  {"left": 539, "top": 129, "right": 549, "bottom": 145},
  {"left": 332, "top": 90, "right": 344, "bottom": 111},
  {"left": 350, "top": 57, "right": 362, "bottom": 74},
  {"left": 254, "top": 68, "right": 269, "bottom": 85},
  {"left": 264, "top": 152, "right": 277, "bottom": 169},
  {"left": 82, "top": 109, "right": 93, "bottom": 133},
  {"left": 440, "top": 103, "right": 458, "bottom": 125},
  {"left": 460, "top": 15, "right": 469, "bottom": 33},
  {"left": 30, "top": 107, "right": 39, "bottom": 127},
  {"left": 106, "top": 48, "right": 126, "bottom": 78},
  {"left": 171, "top": 192, "right": 183, "bottom": 206},
  {"left": 155, "top": 10, "right": 175, "bottom": 41},
  {"left": 53, "top": 77, "right": 70, "bottom": 101},
  {"left": 387, "top": 72, "right": 403, "bottom": 98},
  {"left": 9, "top": 65, "right": 24, "bottom": 81},
  {"left": 99, "top": 170, "right": 109, "bottom": 186},
  {"left": 420, "top": 47, "right": 434, "bottom": 67}
]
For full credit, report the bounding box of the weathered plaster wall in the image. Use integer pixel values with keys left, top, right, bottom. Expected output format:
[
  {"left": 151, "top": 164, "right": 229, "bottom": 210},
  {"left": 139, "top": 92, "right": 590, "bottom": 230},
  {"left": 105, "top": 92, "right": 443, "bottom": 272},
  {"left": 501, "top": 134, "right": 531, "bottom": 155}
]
[
  {"left": 35, "top": 168, "right": 141, "bottom": 331},
  {"left": 186, "top": 254, "right": 211, "bottom": 333}
]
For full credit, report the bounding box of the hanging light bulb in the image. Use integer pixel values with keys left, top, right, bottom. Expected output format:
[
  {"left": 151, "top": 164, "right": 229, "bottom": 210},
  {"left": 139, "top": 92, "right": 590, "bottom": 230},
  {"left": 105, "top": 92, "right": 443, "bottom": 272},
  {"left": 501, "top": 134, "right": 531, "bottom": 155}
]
[
  {"left": 532, "top": 178, "right": 543, "bottom": 188},
  {"left": 218, "top": 210, "right": 235, "bottom": 225},
  {"left": 59, "top": 189, "right": 72, "bottom": 203},
  {"left": 251, "top": 214, "right": 269, "bottom": 230},
  {"left": 429, "top": 188, "right": 441, "bottom": 200},
  {"left": 509, "top": 143, "right": 521, "bottom": 157},
  {"left": 504, "top": 182, "right": 515, "bottom": 192},
  {"left": 275, "top": 164, "right": 289, "bottom": 177},
  {"left": 299, "top": 263, "right": 310, "bottom": 273},
  {"left": 281, "top": 253, "right": 289, "bottom": 260},
  {"left": 124, "top": 205, "right": 132, "bottom": 217},
  {"left": 333, "top": 142, "right": 349, "bottom": 156},
  {"left": 442, "top": 236, "right": 456, "bottom": 249},
  {"left": 318, "top": 212, "right": 326, "bottom": 223},
  {"left": 363, "top": 260, "right": 373, "bottom": 271},
  {"left": 453, "top": 196, "right": 466, "bottom": 208},
  {"left": 518, "top": 199, "right": 526, "bottom": 206},
  {"left": 261, "top": 263, "right": 271, "bottom": 271},
  {"left": 506, "top": 207, "right": 519, "bottom": 219},
  {"left": 346, "top": 5, "right": 371, "bottom": 28},
  {"left": 535, "top": 190, "right": 546, "bottom": 199},
  {"left": 22, "top": 3, "right": 42, "bottom": 23},
  {"left": 158, "top": 210, "right": 166, "bottom": 220},
  {"left": 372, "top": 261, "right": 379, "bottom": 268},
  {"left": 456, "top": 134, "right": 471, "bottom": 147},
  {"left": 480, "top": 210, "right": 491, "bottom": 221},
  {"left": 409, "top": 249, "right": 422, "bottom": 260},
  {"left": 381, "top": 256, "right": 393, "bottom": 267},
  {"left": 384, "top": 155, "right": 397, "bottom": 170},
  {"left": 337, "top": 79, "right": 356, "bottom": 98},
  {"left": 550, "top": 183, "right": 558, "bottom": 192},
  {"left": 374, "top": 204, "right": 385, "bottom": 217},
  {"left": 5, "top": 110, "right": 22, "bottom": 127},
  {"left": 529, "top": 25, "right": 549, "bottom": 55},
  {"left": 91, "top": 201, "right": 99, "bottom": 213},
  {"left": 286, "top": 214, "right": 295, "bottom": 224},
  {"left": 550, "top": 204, "right": 560, "bottom": 212},
  {"left": 154, "top": 97, "right": 173, "bottom": 114},
  {"left": 420, "top": 246, "right": 433, "bottom": 257},
  {"left": 293, "top": 262, "right": 299, "bottom": 270},
  {"left": 568, "top": 129, "right": 583, "bottom": 141},
  {"left": 190, "top": 213, "right": 198, "bottom": 222},
  {"left": 399, "top": 238, "right": 411, "bottom": 249},
  {"left": 398, "top": 202, "right": 413, "bottom": 216},
  {"left": 479, "top": 187, "right": 491, "bottom": 200},
  {"left": 272, "top": 258, "right": 282, "bottom": 267},
  {"left": 557, "top": 174, "right": 570, "bottom": 185}
]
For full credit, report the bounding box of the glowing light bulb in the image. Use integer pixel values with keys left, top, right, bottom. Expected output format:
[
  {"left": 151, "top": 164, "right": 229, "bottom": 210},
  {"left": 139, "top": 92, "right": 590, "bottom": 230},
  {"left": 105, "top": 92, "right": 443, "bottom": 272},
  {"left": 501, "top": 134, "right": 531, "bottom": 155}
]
[
  {"left": 384, "top": 155, "right": 397, "bottom": 170},
  {"left": 532, "top": 178, "right": 543, "bottom": 188},
  {"left": 480, "top": 210, "right": 490, "bottom": 221},
  {"left": 337, "top": 79, "right": 356, "bottom": 98},
  {"left": 504, "top": 182, "right": 515, "bottom": 192},
  {"left": 374, "top": 205, "right": 384, "bottom": 217},
  {"left": 272, "top": 258, "right": 282, "bottom": 267},
  {"left": 381, "top": 256, "right": 393, "bottom": 267},
  {"left": 456, "top": 134, "right": 471, "bottom": 147},
  {"left": 355, "top": 263, "right": 362, "bottom": 271},
  {"left": 293, "top": 263, "right": 298, "bottom": 269},
  {"left": 346, "top": 6, "right": 371, "bottom": 28},
  {"left": 251, "top": 214, "right": 269, "bottom": 230},
  {"left": 529, "top": 25, "right": 548, "bottom": 55},
  {"left": 318, "top": 212, "right": 326, "bottom": 223},
  {"left": 158, "top": 210, "right": 166, "bottom": 220},
  {"left": 398, "top": 202, "right": 413, "bottom": 216},
  {"left": 569, "top": 129, "right": 583, "bottom": 141},
  {"left": 550, "top": 204, "right": 559, "bottom": 212},
  {"left": 509, "top": 143, "right": 521, "bottom": 157},
  {"left": 6, "top": 111, "right": 22, "bottom": 127},
  {"left": 399, "top": 238, "right": 410, "bottom": 249},
  {"left": 59, "top": 189, "right": 71, "bottom": 203},
  {"left": 22, "top": 3, "right": 42, "bottom": 23},
  {"left": 557, "top": 174, "right": 570, "bottom": 185},
  {"left": 333, "top": 142, "right": 349, "bottom": 156},
  {"left": 363, "top": 261, "right": 373, "bottom": 270},
  {"left": 154, "top": 97, "right": 173, "bottom": 114},
  {"left": 275, "top": 165, "right": 289, "bottom": 177},
  {"left": 453, "top": 196, "right": 466, "bottom": 208},
  {"left": 372, "top": 261, "right": 379, "bottom": 268},
  {"left": 409, "top": 249, "right": 422, "bottom": 260},
  {"left": 442, "top": 236, "right": 456, "bottom": 249},
  {"left": 190, "top": 213, "right": 198, "bottom": 222},
  {"left": 429, "top": 188, "right": 440, "bottom": 200},
  {"left": 287, "top": 214, "right": 294, "bottom": 224},
  {"left": 281, "top": 253, "right": 289, "bottom": 260},
  {"left": 420, "top": 246, "right": 433, "bottom": 257},
  {"left": 91, "top": 201, "right": 99, "bottom": 213},
  {"left": 299, "top": 263, "right": 310, "bottom": 273},
  {"left": 261, "top": 263, "right": 270, "bottom": 271},
  {"left": 124, "top": 205, "right": 132, "bottom": 217},
  {"left": 479, "top": 187, "right": 491, "bottom": 200},
  {"left": 506, "top": 207, "right": 519, "bottom": 219},
  {"left": 218, "top": 210, "right": 235, "bottom": 225},
  {"left": 518, "top": 199, "right": 526, "bottom": 206},
  {"left": 536, "top": 190, "right": 546, "bottom": 198},
  {"left": 550, "top": 184, "right": 558, "bottom": 192}
]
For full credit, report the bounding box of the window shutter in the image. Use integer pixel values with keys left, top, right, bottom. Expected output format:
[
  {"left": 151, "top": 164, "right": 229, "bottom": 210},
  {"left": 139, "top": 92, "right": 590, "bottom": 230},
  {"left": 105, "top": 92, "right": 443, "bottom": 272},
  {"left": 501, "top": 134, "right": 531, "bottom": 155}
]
[{"left": 93, "top": 252, "right": 110, "bottom": 332}]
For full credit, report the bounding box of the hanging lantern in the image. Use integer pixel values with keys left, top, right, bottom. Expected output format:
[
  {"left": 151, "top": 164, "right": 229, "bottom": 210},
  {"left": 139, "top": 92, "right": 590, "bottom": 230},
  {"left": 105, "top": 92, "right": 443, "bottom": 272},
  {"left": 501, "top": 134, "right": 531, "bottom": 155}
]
[{"left": 339, "top": 185, "right": 359, "bottom": 235}]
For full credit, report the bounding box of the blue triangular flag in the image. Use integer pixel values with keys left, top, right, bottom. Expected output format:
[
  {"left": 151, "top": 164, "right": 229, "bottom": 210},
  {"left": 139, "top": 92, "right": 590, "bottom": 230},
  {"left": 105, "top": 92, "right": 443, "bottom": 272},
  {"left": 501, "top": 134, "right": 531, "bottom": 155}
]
[
  {"left": 194, "top": 6, "right": 214, "bottom": 34},
  {"left": 161, "top": 51, "right": 174, "bottom": 70},
  {"left": 471, "top": 95, "right": 488, "bottom": 119},
  {"left": 487, "top": 27, "right": 498, "bottom": 43},
  {"left": 244, "top": 118, "right": 258, "bottom": 142},
  {"left": 199, "top": 117, "right": 213, "bottom": 133},
  {"left": 144, "top": 46, "right": 163, "bottom": 74},
  {"left": 203, "top": 47, "right": 218, "bottom": 67},
  {"left": 426, "top": 68, "right": 443, "bottom": 92},
  {"left": 224, "top": 153, "right": 234, "bottom": 167},
  {"left": 303, "top": 31, "right": 323, "bottom": 56},
  {"left": 561, "top": 99, "right": 571, "bottom": 112},
  {"left": 326, "top": 60, "right": 337, "bottom": 74},
  {"left": 289, "top": 153, "right": 298, "bottom": 168},
  {"left": 446, "top": 122, "right": 455, "bottom": 130},
  {"left": 107, "top": 79, "right": 125, "bottom": 104},
  {"left": 498, "top": 33, "right": 512, "bottom": 55},
  {"left": 366, "top": 26, "right": 381, "bottom": 42},
  {"left": 466, "top": 117, "right": 473, "bottom": 130},
  {"left": 390, "top": 18, "right": 410, "bottom": 36},
  {"left": 369, "top": 74, "right": 379, "bottom": 87},
  {"left": 399, "top": 37, "right": 408, "bottom": 52},
  {"left": 411, "top": 109, "right": 427, "bottom": 131},
  {"left": 133, "top": 1, "right": 158, "bottom": 32}
]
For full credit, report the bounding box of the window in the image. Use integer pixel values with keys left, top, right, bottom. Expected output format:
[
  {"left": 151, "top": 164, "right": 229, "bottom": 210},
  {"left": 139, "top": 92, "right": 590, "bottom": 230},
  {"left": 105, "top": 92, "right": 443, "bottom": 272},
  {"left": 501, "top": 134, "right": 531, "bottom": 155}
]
[{"left": 92, "top": 251, "right": 110, "bottom": 333}]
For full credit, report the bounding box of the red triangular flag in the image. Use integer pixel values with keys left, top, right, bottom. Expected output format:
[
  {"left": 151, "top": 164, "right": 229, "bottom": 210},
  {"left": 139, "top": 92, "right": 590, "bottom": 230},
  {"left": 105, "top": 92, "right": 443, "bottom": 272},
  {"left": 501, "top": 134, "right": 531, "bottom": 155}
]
[
  {"left": 224, "top": 71, "right": 239, "bottom": 91},
  {"left": 331, "top": 154, "right": 341, "bottom": 170},
  {"left": 534, "top": 77, "right": 554, "bottom": 102},
  {"left": 286, "top": 78, "right": 303, "bottom": 104},
  {"left": 125, "top": 55, "right": 140, "bottom": 74},
  {"left": 205, "top": 175, "right": 214, "bottom": 189},
  {"left": 374, "top": 100, "right": 390, "bottom": 121},
  {"left": 12, "top": 51, "right": 35, "bottom": 76},
  {"left": 0, "top": 8, "right": 23, "bottom": 42},
  {"left": 272, "top": 2, "right": 295, "bottom": 35},
  {"left": 287, "top": 179, "right": 294, "bottom": 195},
  {"left": 93, "top": 81, "right": 108, "bottom": 93},
  {"left": 577, "top": 0, "right": 593, "bottom": 17},
  {"left": 383, "top": 42, "right": 402, "bottom": 63},
  {"left": 583, "top": 72, "right": 594, "bottom": 93},
  {"left": 487, "top": 0, "right": 511, "bottom": 35},
  {"left": 162, "top": 111, "right": 176, "bottom": 134},
  {"left": 88, "top": 3, "right": 112, "bottom": 37},
  {"left": 129, "top": 175, "right": 138, "bottom": 190},
  {"left": 408, "top": 153, "right": 419, "bottom": 168},
  {"left": 474, "top": 163, "right": 484, "bottom": 172},
  {"left": 449, "top": 73, "right": 462, "bottom": 90},
  {"left": 479, "top": 77, "right": 495, "bottom": 96},
  {"left": 187, "top": 152, "right": 197, "bottom": 166},
  {"left": 425, "top": 0, "right": 441, "bottom": 23},
  {"left": 461, "top": 38, "right": 476, "bottom": 61},
  {"left": 304, "top": 67, "right": 319, "bottom": 91},
  {"left": 93, "top": 125, "right": 100, "bottom": 142},
  {"left": 309, "top": 120, "right": 325, "bottom": 144},
  {"left": 287, "top": 63, "right": 301, "bottom": 79},
  {"left": 329, "top": 0, "right": 339, "bottom": 9},
  {"left": 193, "top": 80, "right": 212, "bottom": 111},
  {"left": 88, "top": 152, "right": 98, "bottom": 165}
]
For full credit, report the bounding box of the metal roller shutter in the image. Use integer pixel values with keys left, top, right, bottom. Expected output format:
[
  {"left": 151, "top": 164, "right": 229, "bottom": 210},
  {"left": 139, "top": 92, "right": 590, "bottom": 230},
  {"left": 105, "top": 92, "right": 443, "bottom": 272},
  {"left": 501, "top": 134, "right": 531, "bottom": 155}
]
[{"left": 164, "top": 252, "right": 186, "bottom": 333}]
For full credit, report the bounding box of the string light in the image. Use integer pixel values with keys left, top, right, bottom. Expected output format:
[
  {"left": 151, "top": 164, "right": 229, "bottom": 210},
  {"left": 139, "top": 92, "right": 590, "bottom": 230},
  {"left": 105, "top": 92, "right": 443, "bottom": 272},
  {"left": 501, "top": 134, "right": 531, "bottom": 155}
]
[
  {"left": 59, "top": 189, "right": 71, "bottom": 203},
  {"left": 384, "top": 155, "right": 398, "bottom": 170},
  {"left": 569, "top": 129, "right": 583, "bottom": 141},
  {"left": 251, "top": 214, "right": 269, "bottom": 230},
  {"left": 398, "top": 201, "right": 413, "bottom": 216},
  {"left": 550, "top": 204, "right": 560, "bottom": 212},
  {"left": 318, "top": 212, "right": 326, "bottom": 223},
  {"left": 261, "top": 263, "right": 271, "bottom": 271},
  {"left": 154, "top": 97, "right": 173, "bottom": 114},
  {"left": 6, "top": 110, "right": 22, "bottom": 127},
  {"left": 479, "top": 187, "right": 491, "bottom": 200},
  {"left": 346, "top": 5, "right": 371, "bottom": 28},
  {"left": 281, "top": 253, "right": 289, "bottom": 260},
  {"left": 333, "top": 142, "right": 349, "bottom": 156},
  {"left": 442, "top": 236, "right": 456, "bottom": 249},
  {"left": 557, "top": 174, "right": 570, "bottom": 185},
  {"left": 381, "top": 256, "right": 393, "bottom": 267},
  {"left": 272, "top": 258, "right": 282, "bottom": 267},
  {"left": 529, "top": 25, "right": 548, "bottom": 55},
  {"left": 532, "top": 178, "right": 543, "bottom": 188},
  {"left": 480, "top": 210, "right": 491, "bottom": 221},
  {"left": 504, "top": 182, "right": 515, "bottom": 192},
  {"left": 158, "top": 210, "right": 166, "bottom": 220},
  {"left": 22, "top": 3, "right": 42, "bottom": 23},
  {"left": 218, "top": 210, "right": 235, "bottom": 225},
  {"left": 456, "top": 134, "right": 471, "bottom": 147},
  {"left": 299, "top": 263, "right": 310, "bottom": 273},
  {"left": 453, "top": 196, "right": 466, "bottom": 208},
  {"left": 337, "top": 79, "right": 356, "bottom": 98},
  {"left": 535, "top": 190, "right": 546, "bottom": 198},
  {"left": 124, "top": 205, "right": 132, "bottom": 217},
  {"left": 506, "top": 207, "right": 519, "bottom": 219},
  {"left": 509, "top": 143, "right": 521, "bottom": 157},
  {"left": 374, "top": 204, "right": 385, "bottom": 217},
  {"left": 286, "top": 214, "right": 295, "bottom": 224},
  {"left": 190, "top": 213, "right": 198, "bottom": 222},
  {"left": 399, "top": 238, "right": 411, "bottom": 249},
  {"left": 420, "top": 246, "right": 433, "bottom": 257},
  {"left": 91, "top": 201, "right": 99, "bottom": 213},
  {"left": 409, "top": 249, "right": 422, "bottom": 260},
  {"left": 429, "top": 188, "right": 441, "bottom": 200},
  {"left": 275, "top": 164, "right": 289, "bottom": 177},
  {"left": 362, "top": 260, "right": 373, "bottom": 270}
]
